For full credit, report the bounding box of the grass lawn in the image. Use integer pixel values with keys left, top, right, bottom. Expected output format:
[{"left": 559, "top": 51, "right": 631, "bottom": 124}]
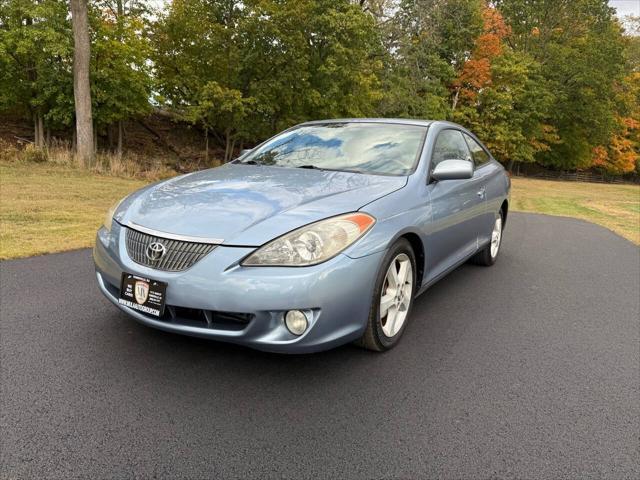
[
  {"left": 1, "top": 161, "right": 638, "bottom": 260},
  {"left": 1, "top": 161, "right": 144, "bottom": 260},
  {"left": 511, "top": 177, "right": 640, "bottom": 245}
]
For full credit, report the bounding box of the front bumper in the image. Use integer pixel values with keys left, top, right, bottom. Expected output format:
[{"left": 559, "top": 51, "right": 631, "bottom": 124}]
[{"left": 93, "top": 222, "right": 384, "bottom": 353}]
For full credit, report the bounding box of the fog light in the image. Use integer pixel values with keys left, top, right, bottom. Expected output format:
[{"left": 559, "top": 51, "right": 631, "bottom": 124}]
[{"left": 285, "top": 310, "right": 308, "bottom": 336}]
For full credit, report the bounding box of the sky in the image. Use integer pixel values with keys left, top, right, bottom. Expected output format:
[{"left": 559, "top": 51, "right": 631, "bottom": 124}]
[
  {"left": 609, "top": 0, "right": 639, "bottom": 33},
  {"left": 609, "top": 0, "right": 640, "bottom": 18}
]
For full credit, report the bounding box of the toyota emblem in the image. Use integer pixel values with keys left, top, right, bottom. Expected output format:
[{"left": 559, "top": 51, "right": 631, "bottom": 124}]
[{"left": 146, "top": 242, "right": 166, "bottom": 261}]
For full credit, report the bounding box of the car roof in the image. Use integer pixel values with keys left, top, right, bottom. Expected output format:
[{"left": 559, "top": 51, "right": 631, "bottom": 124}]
[{"left": 299, "top": 118, "right": 437, "bottom": 127}]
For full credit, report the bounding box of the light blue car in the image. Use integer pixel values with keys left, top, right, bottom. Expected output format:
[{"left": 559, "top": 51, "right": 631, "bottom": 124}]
[{"left": 94, "top": 119, "right": 510, "bottom": 353}]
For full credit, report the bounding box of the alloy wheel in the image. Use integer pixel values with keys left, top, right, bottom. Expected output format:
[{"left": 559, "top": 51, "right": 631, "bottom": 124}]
[
  {"left": 491, "top": 216, "right": 502, "bottom": 258},
  {"left": 380, "top": 253, "right": 413, "bottom": 337}
]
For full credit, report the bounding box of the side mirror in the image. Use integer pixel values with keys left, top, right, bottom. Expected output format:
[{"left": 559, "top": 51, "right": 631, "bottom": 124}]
[{"left": 431, "top": 159, "right": 473, "bottom": 181}]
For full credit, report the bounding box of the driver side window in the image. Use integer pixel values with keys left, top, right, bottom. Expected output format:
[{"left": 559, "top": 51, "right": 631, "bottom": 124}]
[{"left": 431, "top": 130, "right": 471, "bottom": 171}]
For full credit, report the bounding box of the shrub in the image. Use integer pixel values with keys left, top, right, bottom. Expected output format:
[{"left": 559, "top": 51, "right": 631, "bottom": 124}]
[
  {"left": 21, "top": 144, "right": 48, "bottom": 163},
  {"left": 0, "top": 137, "right": 177, "bottom": 180},
  {"left": 0, "top": 139, "right": 20, "bottom": 162}
]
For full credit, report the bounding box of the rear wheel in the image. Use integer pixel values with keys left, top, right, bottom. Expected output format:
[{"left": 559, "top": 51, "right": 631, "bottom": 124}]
[
  {"left": 471, "top": 211, "right": 503, "bottom": 266},
  {"left": 356, "top": 239, "right": 416, "bottom": 352}
]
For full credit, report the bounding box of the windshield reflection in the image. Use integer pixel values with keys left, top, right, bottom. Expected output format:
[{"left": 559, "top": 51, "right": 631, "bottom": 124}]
[{"left": 237, "top": 123, "right": 427, "bottom": 175}]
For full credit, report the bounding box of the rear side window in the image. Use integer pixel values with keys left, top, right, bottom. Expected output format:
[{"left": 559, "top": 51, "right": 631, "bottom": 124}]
[
  {"left": 463, "top": 133, "right": 491, "bottom": 167},
  {"left": 431, "top": 130, "right": 471, "bottom": 170}
]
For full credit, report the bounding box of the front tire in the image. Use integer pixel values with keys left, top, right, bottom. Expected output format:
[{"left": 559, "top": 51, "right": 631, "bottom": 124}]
[
  {"left": 356, "top": 239, "right": 417, "bottom": 352},
  {"left": 471, "top": 211, "right": 503, "bottom": 266}
]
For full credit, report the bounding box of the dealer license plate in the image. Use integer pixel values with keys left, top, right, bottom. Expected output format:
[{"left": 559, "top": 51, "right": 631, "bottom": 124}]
[{"left": 119, "top": 273, "right": 167, "bottom": 317}]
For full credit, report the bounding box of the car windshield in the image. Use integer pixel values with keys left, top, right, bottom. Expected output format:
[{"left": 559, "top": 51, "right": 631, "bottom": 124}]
[{"left": 237, "top": 123, "right": 427, "bottom": 175}]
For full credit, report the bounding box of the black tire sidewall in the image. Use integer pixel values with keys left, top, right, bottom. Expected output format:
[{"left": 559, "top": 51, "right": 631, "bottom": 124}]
[{"left": 372, "top": 239, "right": 417, "bottom": 350}]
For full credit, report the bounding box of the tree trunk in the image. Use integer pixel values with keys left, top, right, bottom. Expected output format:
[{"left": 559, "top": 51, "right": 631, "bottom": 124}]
[
  {"left": 46, "top": 127, "right": 51, "bottom": 148},
  {"left": 37, "top": 114, "right": 44, "bottom": 148},
  {"left": 70, "top": 0, "right": 94, "bottom": 167},
  {"left": 107, "top": 123, "right": 114, "bottom": 150},
  {"left": 33, "top": 114, "right": 39, "bottom": 147},
  {"left": 451, "top": 87, "right": 460, "bottom": 112},
  {"left": 33, "top": 113, "right": 45, "bottom": 148},
  {"left": 224, "top": 128, "right": 232, "bottom": 163},
  {"left": 204, "top": 127, "right": 209, "bottom": 164},
  {"left": 229, "top": 137, "right": 237, "bottom": 162},
  {"left": 117, "top": 120, "right": 123, "bottom": 158}
]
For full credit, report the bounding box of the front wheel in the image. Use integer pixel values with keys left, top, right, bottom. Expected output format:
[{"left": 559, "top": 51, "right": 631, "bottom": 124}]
[
  {"left": 471, "top": 211, "right": 503, "bottom": 266},
  {"left": 356, "top": 239, "right": 416, "bottom": 352}
]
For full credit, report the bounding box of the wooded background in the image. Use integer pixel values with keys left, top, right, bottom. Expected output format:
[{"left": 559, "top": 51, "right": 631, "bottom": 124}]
[{"left": 1, "top": 0, "right": 638, "bottom": 174}]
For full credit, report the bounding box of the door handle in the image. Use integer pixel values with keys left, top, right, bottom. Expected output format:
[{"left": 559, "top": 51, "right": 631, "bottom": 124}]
[{"left": 477, "top": 187, "right": 486, "bottom": 198}]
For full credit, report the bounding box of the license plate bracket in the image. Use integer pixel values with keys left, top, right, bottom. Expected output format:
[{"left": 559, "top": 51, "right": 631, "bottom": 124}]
[{"left": 119, "top": 273, "right": 167, "bottom": 317}]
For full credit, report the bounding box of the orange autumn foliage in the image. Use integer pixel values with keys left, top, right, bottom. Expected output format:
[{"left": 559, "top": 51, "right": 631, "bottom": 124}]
[
  {"left": 592, "top": 116, "right": 639, "bottom": 174},
  {"left": 591, "top": 72, "right": 640, "bottom": 174},
  {"left": 453, "top": 5, "right": 511, "bottom": 102}
]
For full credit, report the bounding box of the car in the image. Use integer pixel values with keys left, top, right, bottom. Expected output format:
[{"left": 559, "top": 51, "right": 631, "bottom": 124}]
[{"left": 94, "top": 119, "right": 510, "bottom": 353}]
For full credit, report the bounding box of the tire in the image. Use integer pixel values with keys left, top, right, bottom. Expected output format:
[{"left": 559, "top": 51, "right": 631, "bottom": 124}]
[
  {"left": 356, "top": 238, "right": 417, "bottom": 352},
  {"left": 471, "top": 210, "right": 503, "bottom": 266}
]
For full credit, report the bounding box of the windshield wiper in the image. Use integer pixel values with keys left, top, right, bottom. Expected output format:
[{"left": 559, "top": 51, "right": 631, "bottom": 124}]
[
  {"left": 296, "top": 164, "right": 366, "bottom": 174},
  {"left": 296, "top": 164, "right": 325, "bottom": 170}
]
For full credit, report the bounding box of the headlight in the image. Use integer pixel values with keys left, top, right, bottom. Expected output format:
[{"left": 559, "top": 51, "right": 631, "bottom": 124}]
[
  {"left": 103, "top": 197, "right": 126, "bottom": 232},
  {"left": 242, "top": 212, "right": 375, "bottom": 266}
]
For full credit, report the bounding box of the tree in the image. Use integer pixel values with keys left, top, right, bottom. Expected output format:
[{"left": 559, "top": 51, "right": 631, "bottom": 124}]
[
  {"left": 455, "top": 51, "right": 557, "bottom": 168},
  {"left": 451, "top": 5, "right": 511, "bottom": 110},
  {"left": 152, "top": 0, "right": 254, "bottom": 162},
  {"left": 0, "top": 0, "right": 151, "bottom": 159},
  {"left": 452, "top": 5, "right": 557, "bottom": 169},
  {"left": 186, "top": 81, "right": 255, "bottom": 162},
  {"left": 1, "top": 0, "right": 637, "bottom": 176},
  {"left": 91, "top": 0, "right": 152, "bottom": 157},
  {"left": 591, "top": 16, "right": 640, "bottom": 175},
  {"left": 153, "top": 0, "right": 382, "bottom": 162},
  {"left": 495, "top": 0, "right": 627, "bottom": 169},
  {"left": 379, "top": 0, "right": 483, "bottom": 119},
  {"left": 0, "top": 0, "right": 73, "bottom": 148},
  {"left": 70, "top": 0, "right": 94, "bottom": 166},
  {"left": 296, "top": 0, "right": 383, "bottom": 120}
]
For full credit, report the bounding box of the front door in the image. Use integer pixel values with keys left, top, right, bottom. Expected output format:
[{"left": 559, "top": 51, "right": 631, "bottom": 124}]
[{"left": 424, "top": 129, "right": 486, "bottom": 283}]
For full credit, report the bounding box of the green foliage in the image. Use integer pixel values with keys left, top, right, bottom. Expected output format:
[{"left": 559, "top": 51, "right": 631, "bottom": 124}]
[
  {"left": 186, "top": 82, "right": 254, "bottom": 135},
  {"left": 454, "top": 51, "right": 557, "bottom": 165},
  {"left": 0, "top": 0, "right": 73, "bottom": 126},
  {"left": 90, "top": 5, "right": 153, "bottom": 130},
  {"left": 379, "top": 0, "right": 483, "bottom": 119},
  {"left": 495, "top": 0, "right": 627, "bottom": 169},
  {"left": 153, "top": 0, "right": 382, "bottom": 156},
  {"left": 0, "top": 0, "right": 152, "bottom": 142},
  {"left": 0, "top": 0, "right": 636, "bottom": 172}
]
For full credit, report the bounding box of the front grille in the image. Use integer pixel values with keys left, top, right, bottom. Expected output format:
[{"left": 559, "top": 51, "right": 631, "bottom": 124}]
[
  {"left": 125, "top": 227, "right": 217, "bottom": 272},
  {"left": 163, "top": 306, "right": 253, "bottom": 331}
]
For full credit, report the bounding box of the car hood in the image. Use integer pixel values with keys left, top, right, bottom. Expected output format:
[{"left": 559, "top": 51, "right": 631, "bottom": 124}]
[{"left": 117, "top": 164, "right": 407, "bottom": 246}]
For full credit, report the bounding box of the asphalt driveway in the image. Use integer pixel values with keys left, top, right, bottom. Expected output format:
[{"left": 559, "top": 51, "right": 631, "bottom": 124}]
[{"left": 1, "top": 213, "right": 638, "bottom": 479}]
